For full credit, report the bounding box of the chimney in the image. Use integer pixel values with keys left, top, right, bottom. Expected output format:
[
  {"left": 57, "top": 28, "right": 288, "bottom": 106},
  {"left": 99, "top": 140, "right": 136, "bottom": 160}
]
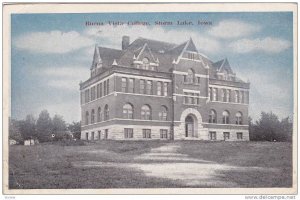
[{"left": 122, "top": 36, "right": 130, "bottom": 50}]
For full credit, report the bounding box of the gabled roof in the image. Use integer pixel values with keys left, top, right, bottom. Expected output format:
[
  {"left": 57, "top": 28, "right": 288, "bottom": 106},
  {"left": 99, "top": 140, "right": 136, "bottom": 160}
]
[{"left": 97, "top": 47, "right": 122, "bottom": 68}]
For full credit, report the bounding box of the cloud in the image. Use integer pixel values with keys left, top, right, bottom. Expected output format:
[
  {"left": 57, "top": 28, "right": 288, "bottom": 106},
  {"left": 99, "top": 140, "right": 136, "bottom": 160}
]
[
  {"left": 14, "top": 31, "right": 94, "bottom": 54},
  {"left": 208, "top": 20, "right": 260, "bottom": 39},
  {"left": 84, "top": 25, "right": 221, "bottom": 54},
  {"left": 228, "top": 37, "right": 291, "bottom": 53},
  {"left": 35, "top": 65, "right": 90, "bottom": 91}
]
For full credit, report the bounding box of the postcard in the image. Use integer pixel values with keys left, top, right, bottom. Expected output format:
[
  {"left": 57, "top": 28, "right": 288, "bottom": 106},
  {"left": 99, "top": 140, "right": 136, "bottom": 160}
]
[{"left": 3, "top": 3, "right": 297, "bottom": 195}]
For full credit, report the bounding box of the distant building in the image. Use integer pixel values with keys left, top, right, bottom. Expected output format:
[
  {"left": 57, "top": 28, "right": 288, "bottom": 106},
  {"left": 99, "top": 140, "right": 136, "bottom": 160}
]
[
  {"left": 80, "top": 36, "right": 250, "bottom": 141},
  {"left": 24, "top": 139, "right": 37, "bottom": 146}
]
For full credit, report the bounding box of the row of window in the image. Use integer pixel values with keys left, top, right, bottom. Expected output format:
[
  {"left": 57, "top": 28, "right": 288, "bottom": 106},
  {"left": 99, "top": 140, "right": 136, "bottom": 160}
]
[
  {"left": 122, "top": 77, "right": 168, "bottom": 96},
  {"left": 209, "top": 87, "right": 248, "bottom": 104},
  {"left": 85, "top": 128, "right": 169, "bottom": 140},
  {"left": 209, "top": 110, "right": 243, "bottom": 125},
  {"left": 183, "top": 69, "right": 201, "bottom": 84},
  {"left": 81, "top": 79, "right": 110, "bottom": 104},
  {"left": 85, "top": 104, "right": 168, "bottom": 125},
  {"left": 209, "top": 132, "right": 243, "bottom": 140},
  {"left": 183, "top": 92, "right": 201, "bottom": 105}
]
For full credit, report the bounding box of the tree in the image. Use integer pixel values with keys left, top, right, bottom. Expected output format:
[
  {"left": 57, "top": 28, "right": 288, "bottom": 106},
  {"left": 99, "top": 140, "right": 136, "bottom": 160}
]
[
  {"left": 68, "top": 121, "right": 81, "bottom": 139},
  {"left": 9, "top": 118, "right": 23, "bottom": 143},
  {"left": 36, "top": 110, "right": 52, "bottom": 142},
  {"left": 249, "top": 112, "right": 293, "bottom": 142},
  {"left": 19, "top": 114, "right": 37, "bottom": 140}
]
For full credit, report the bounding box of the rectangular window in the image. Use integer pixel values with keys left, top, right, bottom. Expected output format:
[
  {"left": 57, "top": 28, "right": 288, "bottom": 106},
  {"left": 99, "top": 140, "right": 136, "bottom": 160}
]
[
  {"left": 100, "top": 82, "right": 103, "bottom": 97},
  {"left": 140, "top": 80, "right": 145, "bottom": 94},
  {"left": 85, "top": 89, "right": 90, "bottom": 103},
  {"left": 197, "top": 77, "right": 201, "bottom": 84},
  {"left": 237, "top": 132, "right": 243, "bottom": 140},
  {"left": 121, "top": 77, "right": 127, "bottom": 92},
  {"left": 226, "top": 89, "right": 230, "bottom": 102},
  {"left": 91, "top": 132, "right": 94, "bottom": 141},
  {"left": 209, "top": 132, "right": 216, "bottom": 140},
  {"left": 146, "top": 80, "right": 153, "bottom": 95},
  {"left": 163, "top": 82, "right": 168, "bottom": 96},
  {"left": 107, "top": 79, "right": 109, "bottom": 94},
  {"left": 157, "top": 81, "right": 162, "bottom": 96},
  {"left": 104, "top": 81, "right": 107, "bottom": 96},
  {"left": 160, "top": 129, "right": 168, "bottom": 139},
  {"left": 98, "top": 131, "right": 101, "bottom": 140},
  {"left": 128, "top": 78, "right": 134, "bottom": 93},
  {"left": 142, "top": 129, "right": 151, "bottom": 138},
  {"left": 213, "top": 88, "right": 217, "bottom": 101},
  {"left": 183, "top": 75, "right": 187, "bottom": 83},
  {"left": 104, "top": 129, "right": 108, "bottom": 139},
  {"left": 223, "top": 132, "right": 230, "bottom": 140},
  {"left": 86, "top": 132, "right": 89, "bottom": 140},
  {"left": 91, "top": 86, "right": 96, "bottom": 101},
  {"left": 196, "top": 93, "right": 200, "bottom": 105},
  {"left": 96, "top": 84, "right": 100, "bottom": 99},
  {"left": 124, "top": 128, "right": 133, "bottom": 138}
]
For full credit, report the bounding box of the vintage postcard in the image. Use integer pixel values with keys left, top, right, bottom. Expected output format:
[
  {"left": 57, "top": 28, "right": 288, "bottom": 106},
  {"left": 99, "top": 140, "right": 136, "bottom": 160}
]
[{"left": 2, "top": 3, "right": 297, "bottom": 195}]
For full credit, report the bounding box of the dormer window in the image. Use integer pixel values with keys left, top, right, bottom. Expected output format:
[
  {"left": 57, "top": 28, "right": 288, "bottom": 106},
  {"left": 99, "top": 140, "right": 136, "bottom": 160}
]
[
  {"left": 188, "top": 52, "right": 196, "bottom": 60},
  {"left": 142, "top": 57, "right": 150, "bottom": 70},
  {"left": 187, "top": 69, "right": 195, "bottom": 83},
  {"left": 224, "top": 69, "right": 230, "bottom": 81}
]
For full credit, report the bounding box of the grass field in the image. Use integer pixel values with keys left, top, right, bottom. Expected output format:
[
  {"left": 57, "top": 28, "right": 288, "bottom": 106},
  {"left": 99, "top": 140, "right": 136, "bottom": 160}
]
[{"left": 9, "top": 140, "right": 292, "bottom": 189}]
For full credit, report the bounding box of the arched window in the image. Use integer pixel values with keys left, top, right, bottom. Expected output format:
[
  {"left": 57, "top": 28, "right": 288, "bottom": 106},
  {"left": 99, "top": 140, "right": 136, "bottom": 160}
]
[
  {"left": 236, "top": 112, "right": 242, "bottom": 125},
  {"left": 141, "top": 105, "right": 151, "bottom": 120},
  {"left": 222, "top": 110, "right": 230, "bottom": 124},
  {"left": 159, "top": 106, "right": 168, "bottom": 121},
  {"left": 209, "top": 109, "right": 217, "bottom": 123},
  {"left": 123, "top": 103, "right": 133, "bottom": 119},
  {"left": 142, "top": 57, "right": 150, "bottom": 70},
  {"left": 104, "top": 105, "right": 109, "bottom": 121},
  {"left": 91, "top": 109, "right": 95, "bottom": 124},
  {"left": 187, "top": 69, "right": 195, "bottom": 83},
  {"left": 97, "top": 107, "right": 102, "bottom": 122},
  {"left": 85, "top": 111, "right": 89, "bottom": 125}
]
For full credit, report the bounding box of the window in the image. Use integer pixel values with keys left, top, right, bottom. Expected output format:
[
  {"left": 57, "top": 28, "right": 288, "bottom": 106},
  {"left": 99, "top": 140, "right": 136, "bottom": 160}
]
[
  {"left": 146, "top": 80, "right": 153, "bottom": 95},
  {"left": 141, "top": 105, "right": 151, "bottom": 120},
  {"left": 237, "top": 132, "right": 243, "bottom": 140},
  {"left": 121, "top": 77, "right": 127, "bottom": 92},
  {"left": 104, "top": 105, "right": 109, "bottom": 121},
  {"left": 159, "top": 106, "right": 167, "bottom": 121},
  {"left": 188, "top": 52, "right": 195, "bottom": 60},
  {"left": 98, "top": 131, "right": 101, "bottom": 140},
  {"left": 100, "top": 83, "right": 103, "bottom": 97},
  {"left": 235, "top": 90, "right": 239, "bottom": 103},
  {"left": 85, "top": 89, "right": 90, "bottom": 103},
  {"left": 196, "top": 93, "right": 200, "bottom": 105},
  {"left": 223, "top": 132, "right": 230, "bottom": 140},
  {"left": 91, "top": 109, "right": 95, "bottom": 124},
  {"left": 140, "top": 80, "right": 145, "bottom": 94},
  {"left": 240, "top": 91, "right": 244, "bottom": 103},
  {"left": 160, "top": 129, "right": 168, "bottom": 139},
  {"left": 91, "top": 86, "right": 96, "bottom": 101},
  {"left": 128, "top": 78, "right": 134, "bottom": 93},
  {"left": 107, "top": 79, "right": 110, "bottom": 94},
  {"left": 142, "top": 57, "right": 150, "bottom": 70},
  {"left": 187, "top": 69, "right": 195, "bottom": 83},
  {"left": 123, "top": 103, "right": 133, "bottom": 119},
  {"left": 143, "top": 129, "right": 151, "bottom": 138},
  {"left": 157, "top": 82, "right": 162, "bottom": 96},
  {"left": 236, "top": 112, "right": 242, "bottom": 125},
  {"left": 226, "top": 89, "right": 230, "bottom": 102},
  {"left": 163, "top": 82, "right": 168, "bottom": 96},
  {"left": 197, "top": 77, "right": 201, "bottom": 84},
  {"left": 96, "top": 84, "right": 100, "bottom": 99},
  {"left": 97, "top": 107, "right": 102, "bottom": 122},
  {"left": 209, "top": 109, "right": 217, "bottom": 123},
  {"left": 104, "top": 129, "right": 108, "bottom": 139},
  {"left": 209, "top": 132, "right": 216, "bottom": 140},
  {"left": 104, "top": 81, "right": 107, "bottom": 96},
  {"left": 124, "top": 128, "right": 133, "bottom": 138},
  {"left": 212, "top": 88, "right": 217, "bottom": 101},
  {"left": 221, "top": 89, "right": 226, "bottom": 102},
  {"left": 91, "top": 132, "right": 94, "bottom": 140},
  {"left": 85, "top": 111, "right": 89, "bottom": 125},
  {"left": 86, "top": 132, "right": 89, "bottom": 140},
  {"left": 222, "top": 110, "right": 230, "bottom": 124}
]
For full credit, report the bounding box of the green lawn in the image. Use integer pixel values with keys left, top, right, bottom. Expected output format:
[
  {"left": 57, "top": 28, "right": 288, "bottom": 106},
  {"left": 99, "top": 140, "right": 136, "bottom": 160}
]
[{"left": 9, "top": 140, "right": 292, "bottom": 189}]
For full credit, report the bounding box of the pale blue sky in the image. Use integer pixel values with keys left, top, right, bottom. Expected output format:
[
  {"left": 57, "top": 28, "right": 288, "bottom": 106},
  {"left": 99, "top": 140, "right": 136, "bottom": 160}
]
[{"left": 11, "top": 12, "right": 293, "bottom": 123}]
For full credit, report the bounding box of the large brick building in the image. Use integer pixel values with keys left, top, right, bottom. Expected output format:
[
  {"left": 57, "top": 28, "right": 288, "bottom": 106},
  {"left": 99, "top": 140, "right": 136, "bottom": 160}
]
[{"left": 80, "top": 36, "right": 250, "bottom": 141}]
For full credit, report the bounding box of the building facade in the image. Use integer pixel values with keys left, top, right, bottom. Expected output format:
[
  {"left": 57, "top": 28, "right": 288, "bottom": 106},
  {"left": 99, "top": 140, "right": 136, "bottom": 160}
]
[{"left": 80, "top": 36, "right": 250, "bottom": 141}]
